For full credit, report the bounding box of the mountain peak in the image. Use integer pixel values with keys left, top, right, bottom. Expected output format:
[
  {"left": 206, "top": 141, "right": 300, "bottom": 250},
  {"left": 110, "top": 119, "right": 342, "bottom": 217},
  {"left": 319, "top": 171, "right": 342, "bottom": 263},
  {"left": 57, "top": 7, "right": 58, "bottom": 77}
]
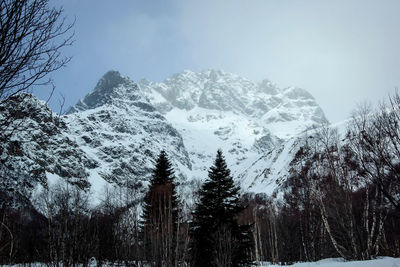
[
  {"left": 283, "top": 87, "right": 315, "bottom": 100},
  {"left": 95, "top": 70, "right": 127, "bottom": 91},
  {"left": 67, "top": 71, "right": 145, "bottom": 113}
]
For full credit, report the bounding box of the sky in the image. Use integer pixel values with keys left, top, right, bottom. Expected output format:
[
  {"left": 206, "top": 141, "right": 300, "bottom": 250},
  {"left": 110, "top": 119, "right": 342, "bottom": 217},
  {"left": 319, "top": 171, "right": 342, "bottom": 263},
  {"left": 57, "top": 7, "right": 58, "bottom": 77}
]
[{"left": 37, "top": 0, "right": 400, "bottom": 123}]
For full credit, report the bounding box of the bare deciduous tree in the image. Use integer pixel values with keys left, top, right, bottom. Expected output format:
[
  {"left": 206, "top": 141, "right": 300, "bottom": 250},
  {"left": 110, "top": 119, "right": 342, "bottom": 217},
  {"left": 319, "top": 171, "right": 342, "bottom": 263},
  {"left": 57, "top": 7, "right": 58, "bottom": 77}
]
[
  {"left": 347, "top": 94, "right": 400, "bottom": 212},
  {"left": 0, "top": 0, "right": 74, "bottom": 102}
]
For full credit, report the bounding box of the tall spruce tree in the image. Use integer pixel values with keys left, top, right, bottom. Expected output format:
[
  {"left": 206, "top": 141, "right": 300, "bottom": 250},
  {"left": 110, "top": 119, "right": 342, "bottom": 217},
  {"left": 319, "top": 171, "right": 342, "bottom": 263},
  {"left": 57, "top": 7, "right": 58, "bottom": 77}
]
[
  {"left": 191, "top": 150, "right": 252, "bottom": 267},
  {"left": 141, "top": 150, "right": 179, "bottom": 266}
]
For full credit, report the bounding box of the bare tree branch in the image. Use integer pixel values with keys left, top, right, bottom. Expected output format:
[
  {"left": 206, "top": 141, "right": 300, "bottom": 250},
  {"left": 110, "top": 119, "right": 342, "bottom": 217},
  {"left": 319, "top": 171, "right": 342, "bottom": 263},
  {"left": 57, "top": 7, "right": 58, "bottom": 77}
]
[{"left": 0, "top": 0, "right": 74, "bottom": 103}]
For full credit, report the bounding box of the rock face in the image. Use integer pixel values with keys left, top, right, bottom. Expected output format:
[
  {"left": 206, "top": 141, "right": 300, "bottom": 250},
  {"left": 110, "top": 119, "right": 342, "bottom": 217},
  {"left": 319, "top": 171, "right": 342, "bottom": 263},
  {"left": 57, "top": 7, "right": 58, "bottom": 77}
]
[
  {"left": 0, "top": 94, "right": 94, "bottom": 205},
  {"left": 0, "top": 69, "right": 329, "bottom": 205},
  {"left": 65, "top": 70, "right": 192, "bottom": 196}
]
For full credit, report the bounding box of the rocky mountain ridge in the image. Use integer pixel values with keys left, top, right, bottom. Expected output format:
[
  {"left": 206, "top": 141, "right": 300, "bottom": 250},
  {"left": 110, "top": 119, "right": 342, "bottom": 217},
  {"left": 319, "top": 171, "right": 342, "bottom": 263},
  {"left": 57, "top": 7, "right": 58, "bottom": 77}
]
[{"left": 0, "top": 70, "right": 329, "bottom": 204}]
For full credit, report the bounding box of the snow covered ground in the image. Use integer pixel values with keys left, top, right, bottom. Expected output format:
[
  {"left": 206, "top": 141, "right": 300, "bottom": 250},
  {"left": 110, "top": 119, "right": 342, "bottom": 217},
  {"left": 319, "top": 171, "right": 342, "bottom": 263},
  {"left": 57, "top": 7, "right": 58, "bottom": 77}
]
[
  {"left": 258, "top": 257, "right": 400, "bottom": 267},
  {"left": 6, "top": 257, "right": 400, "bottom": 266}
]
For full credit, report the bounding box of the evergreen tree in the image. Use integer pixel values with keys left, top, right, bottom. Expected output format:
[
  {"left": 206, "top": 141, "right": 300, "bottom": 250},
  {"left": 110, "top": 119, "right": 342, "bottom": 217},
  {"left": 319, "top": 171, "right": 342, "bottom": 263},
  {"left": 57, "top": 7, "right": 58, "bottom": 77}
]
[
  {"left": 141, "top": 150, "right": 180, "bottom": 266},
  {"left": 191, "top": 150, "right": 252, "bottom": 267}
]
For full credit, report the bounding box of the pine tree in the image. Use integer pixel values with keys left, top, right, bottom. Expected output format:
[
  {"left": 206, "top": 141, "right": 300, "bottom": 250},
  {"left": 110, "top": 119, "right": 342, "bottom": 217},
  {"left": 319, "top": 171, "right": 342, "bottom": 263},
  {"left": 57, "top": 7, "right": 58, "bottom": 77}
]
[
  {"left": 141, "top": 150, "right": 179, "bottom": 266},
  {"left": 191, "top": 150, "right": 252, "bottom": 267}
]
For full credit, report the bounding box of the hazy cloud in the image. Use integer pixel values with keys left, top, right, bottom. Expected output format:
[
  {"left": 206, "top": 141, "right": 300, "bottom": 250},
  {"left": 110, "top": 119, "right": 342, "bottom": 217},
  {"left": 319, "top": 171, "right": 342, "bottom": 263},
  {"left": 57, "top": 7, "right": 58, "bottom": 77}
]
[
  {"left": 42, "top": 0, "right": 400, "bottom": 122},
  {"left": 177, "top": 0, "right": 400, "bottom": 122}
]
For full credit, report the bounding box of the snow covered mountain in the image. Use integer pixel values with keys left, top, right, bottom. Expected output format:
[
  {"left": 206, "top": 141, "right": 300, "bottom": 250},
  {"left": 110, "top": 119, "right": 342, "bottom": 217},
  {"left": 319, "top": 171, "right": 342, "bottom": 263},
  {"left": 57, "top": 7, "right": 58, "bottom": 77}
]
[
  {"left": 138, "top": 69, "right": 327, "bottom": 194},
  {"left": 0, "top": 69, "right": 329, "bottom": 204}
]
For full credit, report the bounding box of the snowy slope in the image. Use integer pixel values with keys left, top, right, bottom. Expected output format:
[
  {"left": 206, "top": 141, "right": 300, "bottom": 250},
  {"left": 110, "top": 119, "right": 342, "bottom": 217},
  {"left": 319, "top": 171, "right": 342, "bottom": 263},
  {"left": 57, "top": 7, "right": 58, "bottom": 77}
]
[{"left": 138, "top": 69, "right": 328, "bottom": 195}]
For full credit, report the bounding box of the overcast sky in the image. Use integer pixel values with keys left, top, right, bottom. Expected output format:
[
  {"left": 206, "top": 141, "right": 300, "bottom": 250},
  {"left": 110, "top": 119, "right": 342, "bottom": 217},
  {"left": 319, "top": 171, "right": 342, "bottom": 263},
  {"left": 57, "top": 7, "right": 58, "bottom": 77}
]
[{"left": 39, "top": 0, "right": 400, "bottom": 123}]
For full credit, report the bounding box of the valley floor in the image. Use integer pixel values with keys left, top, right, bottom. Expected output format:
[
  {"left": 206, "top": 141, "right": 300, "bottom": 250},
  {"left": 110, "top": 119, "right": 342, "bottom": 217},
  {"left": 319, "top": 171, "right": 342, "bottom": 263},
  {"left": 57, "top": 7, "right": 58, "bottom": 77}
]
[
  {"left": 5, "top": 258, "right": 400, "bottom": 267},
  {"left": 260, "top": 257, "right": 400, "bottom": 267}
]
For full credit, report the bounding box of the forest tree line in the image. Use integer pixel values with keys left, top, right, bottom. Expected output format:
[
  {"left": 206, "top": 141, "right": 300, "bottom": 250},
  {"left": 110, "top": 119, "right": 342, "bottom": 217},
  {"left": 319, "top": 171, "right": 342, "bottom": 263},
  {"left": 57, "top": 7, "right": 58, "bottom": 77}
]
[
  {"left": 1, "top": 93, "right": 400, "bottom": 266},
  {"left": 244, "top": 93, "right": 400, "bottom": 264}
]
